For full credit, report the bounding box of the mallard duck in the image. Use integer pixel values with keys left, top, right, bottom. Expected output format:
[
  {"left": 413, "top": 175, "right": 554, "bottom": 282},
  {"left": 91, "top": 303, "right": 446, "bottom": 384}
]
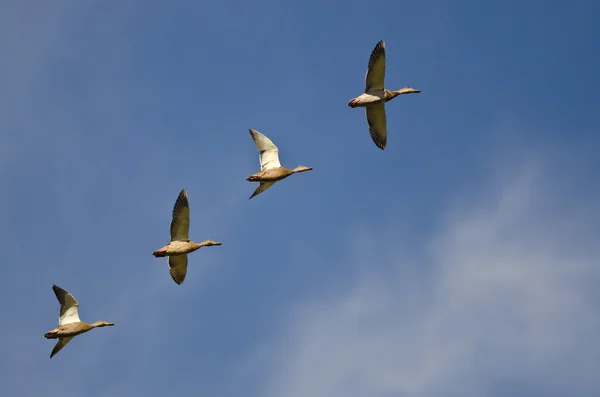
[
  {"left": 152, "top": 189, "right": 222, "bottom": 285},
  {"left": 348, "top": 40, "right": 421, "bottom": 150},
  {"left": 44, "top": 285, "right": 114, "bottom": 358},
  {"left": 246, "top": 129, "right": 312, "bottom": 199}
]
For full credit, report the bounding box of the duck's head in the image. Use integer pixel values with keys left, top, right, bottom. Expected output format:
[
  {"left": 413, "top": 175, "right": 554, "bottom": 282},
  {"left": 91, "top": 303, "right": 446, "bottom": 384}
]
[
  {"left": 94, "top": 321, "right": 115, "bottom": 327},
  {"left": 292, "top": 165, "right": 313, "bottom": 173},
  {"left": 201, "top": 240, "right": 222, "bottom": 247}
]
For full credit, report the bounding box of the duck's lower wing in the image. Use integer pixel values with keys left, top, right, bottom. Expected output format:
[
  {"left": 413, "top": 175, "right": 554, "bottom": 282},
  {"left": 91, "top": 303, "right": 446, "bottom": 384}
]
[
  {"left": 50, "top": 336, "right": 73, "bottom": 358},
  {"left": 366, "top": 104, "right": 387, "bottom": 150},
  {"left": 249, "top": 182, "right": 275, "bottom": 199},
  {"left": 168, "top": 255, "right": 188, "bottom": 285}
]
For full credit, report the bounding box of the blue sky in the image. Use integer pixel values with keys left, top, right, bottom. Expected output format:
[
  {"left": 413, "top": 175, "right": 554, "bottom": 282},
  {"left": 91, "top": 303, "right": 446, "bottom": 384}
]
[{"left": 1, "top": 1, "right": 600, "bottom": 396}]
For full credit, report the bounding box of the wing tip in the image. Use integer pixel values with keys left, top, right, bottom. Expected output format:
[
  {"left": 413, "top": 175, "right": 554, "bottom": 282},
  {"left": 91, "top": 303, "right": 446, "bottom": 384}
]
[
  {"left": 372, "top": 137, "right": 387, "bottom": 150},
  {"left": 249, "top": 128, "right": 260, "bottom": 145},
  {"left": 368, "top": 127, "right": 387, "bottom": 150},
  {"left": 52, "top": 285, "right": 64, "bottom": 300},
  {"left": 373, "top": 40, "right": 385, "bottom": 54},
  {"left": 373, "top": 137, "right": 386, "bottom": 150},
  {"left": 170, "top": 270, "right": 185, "bottom": 285},
  {"left": 175, "top": 189, "right": 189, "bottom": 208}
]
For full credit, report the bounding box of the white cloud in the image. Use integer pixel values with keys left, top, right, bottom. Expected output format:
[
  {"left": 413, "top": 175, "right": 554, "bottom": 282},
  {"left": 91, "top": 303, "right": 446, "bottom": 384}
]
[{"left": 249, "top": 159, "right": 600, "bottom": 397}]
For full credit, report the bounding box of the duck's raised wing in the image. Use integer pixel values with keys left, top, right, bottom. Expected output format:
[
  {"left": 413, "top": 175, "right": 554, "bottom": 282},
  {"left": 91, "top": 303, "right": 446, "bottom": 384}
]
[
  {"left": 52, "top": 285, "right": 81, "bottom": 326},
  {"left": 365, "top": 40, "right": 386, "bottom": 92},
  {"left": 170, "top": 189, "right": 190, "bottom": 242},
  {"left": 249, "top": 129, "right": 281, "bottom": 171}
]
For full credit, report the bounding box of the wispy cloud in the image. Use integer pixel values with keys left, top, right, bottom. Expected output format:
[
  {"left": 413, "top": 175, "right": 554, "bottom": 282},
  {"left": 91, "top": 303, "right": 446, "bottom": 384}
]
[{"left": 242, "top": 159, "right": 600, "bottom": 397}]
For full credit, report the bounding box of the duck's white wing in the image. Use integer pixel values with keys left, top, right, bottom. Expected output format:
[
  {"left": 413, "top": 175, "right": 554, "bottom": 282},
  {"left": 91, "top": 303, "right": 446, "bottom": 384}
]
[
  {"left": 52, "top": 285, "right": 81, "bottom": 326},
  {"left": 168, "top": 255, "right": 188, "bottom": 285},
  {"left": 365, "top": 40, "right": 386, "bottom": 92},
  {"left": 50, "top": 337, "right": 73, "bottom": 358},
  {"left": 366, "top": 104, "right": 387, "bottom": 150},
  {"left": 170, "top": 189, "right": 190, "bottom": 242},
  {"left": 249, "top": 182, "right": 276, "bottom": 199},
  {"left": 249, "top": 129, "right": 281, "bottom": 170}
]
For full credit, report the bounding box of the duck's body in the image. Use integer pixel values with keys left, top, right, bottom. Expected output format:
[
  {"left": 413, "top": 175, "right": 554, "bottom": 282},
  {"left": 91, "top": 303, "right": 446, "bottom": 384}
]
[
  {"left": 348, "top": 88, "right": 416, "bottom": 108},
  {"left": 44, "top": 285, "right": 114, "bottom": 358},
  {"left": 348, "top": 40, "right": 421, "bottom": 150},
  {"left": 152, "top": 189, "right": 222, "bottom": 285},
  {"left": 246, "top": 129, "right": 312, "bottom": 199},
  {"left": 152, "top": 239, "right": 220, "bottom": 257},
  {"left": 246, "top": 166, "right": 308, "bottom": 182},
  {"left": 44, "top": 321, "right": 111, "bottom": 339}
]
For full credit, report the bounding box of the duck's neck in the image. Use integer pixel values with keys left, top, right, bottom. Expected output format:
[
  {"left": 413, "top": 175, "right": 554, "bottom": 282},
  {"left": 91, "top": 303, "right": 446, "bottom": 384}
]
[
  {"left": 385, "top": 87, "right": 421, "bottom": 101},
  {"left": 290, "top": 166, "right": 311, "bottom": 174},
  {"left": 193, "top": 240, "right": 217, "bottom": 249}
]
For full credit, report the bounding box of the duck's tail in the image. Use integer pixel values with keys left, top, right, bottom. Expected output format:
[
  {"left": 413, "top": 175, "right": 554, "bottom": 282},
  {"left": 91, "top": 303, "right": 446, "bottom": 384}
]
[{"left": 44, "top": 330, "right": 58, "bottom": 339}]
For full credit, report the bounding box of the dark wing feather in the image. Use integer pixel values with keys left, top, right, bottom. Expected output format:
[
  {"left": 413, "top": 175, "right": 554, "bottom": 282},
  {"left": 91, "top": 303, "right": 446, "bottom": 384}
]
[
  {"left": 52, "top": 285, "right": 80, "bottom": 325},
  {"left": 50, "top": 337, "right": 73, "bottom": 358},
  {"left": 365, "top": 40, "right": 386, "bottom": 92},
  {"left": 249, "top": 182, "right": 276, "bottom": 199},
  {"left": 168, "top": 255, "right": 188, "bottom": 285},
  {"left": 366, "top": 104, "right": 387, "bottom": 150},
  {"left": 170, "top": 189, "right": 190, "bottom": 242}
]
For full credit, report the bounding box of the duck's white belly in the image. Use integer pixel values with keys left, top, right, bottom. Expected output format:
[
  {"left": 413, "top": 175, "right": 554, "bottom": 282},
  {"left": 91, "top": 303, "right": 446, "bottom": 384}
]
[
  {"left": 356, "top": 91, "right": 385, "bottom": 107},
  {"left": 168, "top": 240, "right": 193, "bottom": 254}
]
